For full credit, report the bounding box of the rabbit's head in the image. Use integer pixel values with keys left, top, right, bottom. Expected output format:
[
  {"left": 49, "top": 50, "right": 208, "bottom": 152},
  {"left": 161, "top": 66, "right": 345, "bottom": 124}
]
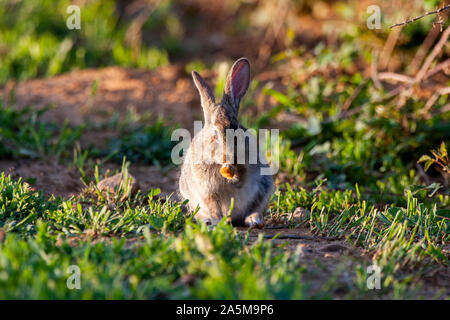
[{"left": 192, "top": 57, "right": 250, "bottom": 164}]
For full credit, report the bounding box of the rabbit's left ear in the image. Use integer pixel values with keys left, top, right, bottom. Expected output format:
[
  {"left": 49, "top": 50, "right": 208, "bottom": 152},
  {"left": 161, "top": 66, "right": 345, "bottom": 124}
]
[
  {"left": 192, "top": 71, "right": 216, "bottom": 124},
  {"left": 192, "top": 71, "right": 215, "bottom": 106},
  {"left": 223, "top": 57, "right": 250, "bottom": 112}
]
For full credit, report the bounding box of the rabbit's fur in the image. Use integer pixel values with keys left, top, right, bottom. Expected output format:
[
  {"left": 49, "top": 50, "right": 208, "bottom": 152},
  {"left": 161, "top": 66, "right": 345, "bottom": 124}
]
[{"left": 179, "top": 58, "right": 274, "bottom": 227}]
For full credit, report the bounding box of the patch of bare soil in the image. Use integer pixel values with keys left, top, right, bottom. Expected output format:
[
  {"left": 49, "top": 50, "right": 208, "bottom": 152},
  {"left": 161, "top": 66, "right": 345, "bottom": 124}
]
[
  {"left": 0, "top": 159, "right": 179, "bottom": 199},
  {"left": 239, "top": 227, "right": 449, "bottom": 299},
  {"left": 0, "top": 65, "right": 202, "bottom": 130},
  {"left": 239, "top": 226, "right": 368, "bottom": 297},
  {"left": 96, "top": 162, "right": 179, "bottom": 198},
  {"left": 0, "top": 159, "right": 83, "bottom": 198}
]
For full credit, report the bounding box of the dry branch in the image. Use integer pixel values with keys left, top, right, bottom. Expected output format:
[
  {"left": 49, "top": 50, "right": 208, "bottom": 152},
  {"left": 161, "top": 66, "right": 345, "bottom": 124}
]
[
  {"left": 380, "top": 26, "right": 403, "bottom": 70},
  {"left": 423, "top": 58, "right": 450, "bottom": 80},
  {"left": 378, "top": 72, "right": 413, "bottom": 83},
  {"left": 424, "top": 86, "right": 450, "bottom": 114},
  {"left": 407, "top": 6, "right": 449, "bottom": 74},
  {"left": 342, "top": 79, "right": 368, "bottom": 111},
  {"left": 416, "top": 24, "right": 450, "bottom": 82},
  {"left": 390, "top": 4, "right": 450, "bottom": 28},
  {"left": 371, "top": 50, "right": 382, "bottom": 89}
]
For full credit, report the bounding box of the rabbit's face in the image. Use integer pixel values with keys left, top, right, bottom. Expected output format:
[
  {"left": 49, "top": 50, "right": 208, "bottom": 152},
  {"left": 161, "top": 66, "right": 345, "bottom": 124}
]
[
  {"left": 207, "top": 103, "right": 239, "bottom": 163},
  {"left": 192, "top": 58, "right": 251, "bottom": 164},
  {"left": 210, "top": 103, "right": 238, "bottom": 140}
]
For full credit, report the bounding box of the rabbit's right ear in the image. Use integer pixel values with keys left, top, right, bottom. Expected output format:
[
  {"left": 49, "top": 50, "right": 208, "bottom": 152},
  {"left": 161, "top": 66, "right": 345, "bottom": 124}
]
[
  {"left": 192, "top": 71, "right": 215, "bottom": 123},
  {"left": 223, "top": 57, "right": 250, "bottom": 113}
]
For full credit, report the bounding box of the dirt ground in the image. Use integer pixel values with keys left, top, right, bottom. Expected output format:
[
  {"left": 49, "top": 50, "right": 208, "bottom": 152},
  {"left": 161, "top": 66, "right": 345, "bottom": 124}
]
[
  {"left": 0, "top": 159, "right": 179, "bottom": 198},
  {"left": 0, "top": 66, "right": 202, "bottom": 130}
]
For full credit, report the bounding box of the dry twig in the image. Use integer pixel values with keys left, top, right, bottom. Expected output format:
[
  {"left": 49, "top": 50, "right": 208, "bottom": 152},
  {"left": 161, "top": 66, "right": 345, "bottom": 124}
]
[
  {"left": 407, "top": 7, "right": 449, "bottom": 74},
  {"left": 378, "top": 72, "right": 413, "bottom": 84},
  {"left": 371, "top": 51, "right": 382, "bottom": 89},
  {"left": 380, "top": 26, "right": 403, "bottom": 70},
  {"left": 424, "top": 86, "right": 450, "bottom": 114},
  {"left": 390, "top": 4, "right": 450, "bottom": 28},
  {"left": 423, "top": 58, "right": 450, "bottom": 80},
  {"left": 416, "top": 24, "right": 450, "bottom": 82},
  {"left": 342, "top": 79, "right": 368, "bottom": 111}
]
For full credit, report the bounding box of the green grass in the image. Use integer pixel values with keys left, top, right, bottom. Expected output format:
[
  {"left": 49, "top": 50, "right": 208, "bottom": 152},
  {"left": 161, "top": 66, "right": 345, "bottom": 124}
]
[
  {"left": 263, "top": 73, "right": 448, "bottom": 182},
  {"left": 0, "top": 167, "right": 310, "bottom": 299},
  {"left": 0, "top": 103, "right": 83, "bottom": 160},
  {"left": 0, "top": 220, "right": 308, "bottom": 299},
  {"left": 0, "top": 161, "right": 448, "bottom": 299},
  {"left": 99, "top": 118, "right": 177, "bottom": 166},
  {"left": 271, "top": 183, "right": 448, "bottom": 295}
]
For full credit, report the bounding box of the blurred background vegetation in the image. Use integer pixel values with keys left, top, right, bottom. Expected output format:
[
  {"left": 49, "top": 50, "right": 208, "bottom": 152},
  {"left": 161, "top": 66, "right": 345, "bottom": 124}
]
[{"left": 0, "top": 0, "right": 446, "bottom": 80}]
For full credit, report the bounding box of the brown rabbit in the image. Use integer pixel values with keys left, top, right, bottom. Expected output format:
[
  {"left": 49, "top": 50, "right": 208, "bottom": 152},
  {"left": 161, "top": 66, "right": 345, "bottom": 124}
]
[{"left": 179, "top": 57, "right": 274, "bottom": 227}]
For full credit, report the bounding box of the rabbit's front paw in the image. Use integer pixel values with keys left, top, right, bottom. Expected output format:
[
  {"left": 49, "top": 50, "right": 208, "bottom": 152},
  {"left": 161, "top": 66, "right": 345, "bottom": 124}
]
[{"left": 244, "top": 212, "right": 265, "bottom": 229}]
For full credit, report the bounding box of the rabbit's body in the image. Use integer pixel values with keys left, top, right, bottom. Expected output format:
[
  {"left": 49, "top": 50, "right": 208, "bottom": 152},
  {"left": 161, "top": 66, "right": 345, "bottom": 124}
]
[
  {"left": 179, "top": 58, "right": 274, "bottom": 227},
  {"left": 179, "top": 128, "right": 273, "bottom": 226}
]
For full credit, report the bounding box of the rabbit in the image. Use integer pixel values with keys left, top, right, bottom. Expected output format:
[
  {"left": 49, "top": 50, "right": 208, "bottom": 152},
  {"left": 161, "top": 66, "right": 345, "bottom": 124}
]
[{"left": 179, "top": 57, "right": 274, "bottom": 227}]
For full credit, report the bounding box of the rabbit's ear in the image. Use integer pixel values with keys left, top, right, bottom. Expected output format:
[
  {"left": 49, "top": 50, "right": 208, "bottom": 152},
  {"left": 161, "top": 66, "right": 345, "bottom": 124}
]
[
  {"left": 223, "top": 57, "right": 250, "bottom": 112},
  {"left": 192, "top": 71, "right": 216, "bottom": 123}
]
